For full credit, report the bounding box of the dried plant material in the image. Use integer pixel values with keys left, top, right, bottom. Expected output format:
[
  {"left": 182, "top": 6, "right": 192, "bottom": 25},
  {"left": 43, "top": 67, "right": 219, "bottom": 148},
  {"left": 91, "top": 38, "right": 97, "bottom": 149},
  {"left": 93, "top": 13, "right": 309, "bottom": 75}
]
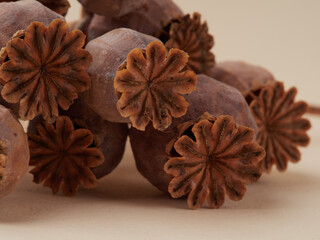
[
  {"left": 0, "top": 0, "right": 70, "bottom": 16},
  {"left": 84, "top": 28, "right": 158, "bottom": 123},
  {"left": 0, "top": 19, "right": 92, "bottom": 122},
  {"left": 129, "top": 75, "right": 258, "bottom": 193},
  {"left": 209, "top": 61, "right": 275, "bottom": 99},
  {"left": 28, "top": 116, "right": 104, "bottom": 196},
  {"left": 38, "top": 0, "right": 70, "bottom": 16},
  {"left": 87, "top": 0, "right": 183, "bottom": 42},
  {"left": 159, "top": 12, "right": 215, "bottom": 75},
  {"left": 0, "top": 105, "right": 29, "bottom": 199},
  {"left": 164, "top": 113, "right": 265, "bottom": 209},
  {"left": 78, "top": 0, "right": 145, "bottom": 17},
  {"left": 115, "top": 41, "right": 197, "bottom": 131},
  {"left": 250, "top": 81, "right": 311, "bottom": 172},
  {"left": 0, "top": 1, "right": 64, "bottom": 48}
]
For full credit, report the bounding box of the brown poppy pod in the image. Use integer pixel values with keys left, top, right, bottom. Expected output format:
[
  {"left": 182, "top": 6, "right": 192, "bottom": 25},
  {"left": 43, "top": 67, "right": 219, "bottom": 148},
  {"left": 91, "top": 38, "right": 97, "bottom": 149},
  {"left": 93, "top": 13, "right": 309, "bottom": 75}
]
[
  {"left": 28, "top": 99, "right": 129, "bottom": 180},
  {"left": 0, "top": 0, "right": 64, "bottom": 49},
  {"left": 209, "top": 61, "right": 275, "bottom": 103},
  {"left": 210, "top": 61, "right": 310, "bottom": 173},
  {"left": 87, "top": 0, "right": 183, "bottom": 41},
  {"left": 0, "top": 105, "right": 29, "bottom": 198},
  {"left": 0, "top": 1, "right": 65, "bottom": 118},
  {"left": 129, "top": 74, "right": 258, "bottom": 193},
  {"left": 0, "top": 0, "right": 70, "bottom": 16},
  {"left": 82, "top": 28, "right": 159, "bottom": 123},
  {"left": 77, "top": 0, "right": 145, "bottom": 18}
]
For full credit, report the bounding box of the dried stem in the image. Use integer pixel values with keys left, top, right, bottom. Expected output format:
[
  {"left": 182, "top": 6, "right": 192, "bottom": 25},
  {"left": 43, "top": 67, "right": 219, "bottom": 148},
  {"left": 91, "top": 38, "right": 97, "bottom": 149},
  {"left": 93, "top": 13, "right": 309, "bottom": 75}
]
[{"left": 307, "top": 105, "right": 320, "bottom": 115}]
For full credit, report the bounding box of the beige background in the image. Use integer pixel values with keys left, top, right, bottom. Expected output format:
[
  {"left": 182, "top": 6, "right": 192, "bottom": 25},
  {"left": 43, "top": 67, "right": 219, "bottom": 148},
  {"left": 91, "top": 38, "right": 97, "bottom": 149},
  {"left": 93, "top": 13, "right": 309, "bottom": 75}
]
[{"left": 1, "top": 0, "right": 320, "bottom": 239}]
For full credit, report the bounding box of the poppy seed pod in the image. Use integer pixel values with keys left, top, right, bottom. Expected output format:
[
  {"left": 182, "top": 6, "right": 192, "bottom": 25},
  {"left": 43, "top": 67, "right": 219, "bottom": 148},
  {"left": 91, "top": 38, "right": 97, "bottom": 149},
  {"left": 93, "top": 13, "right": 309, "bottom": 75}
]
[
  {"left": 28, "top": 100, "right": 129, "bottom": 180},
  {"left": 78, "top": 0, "right": 145, "bottom": 18},
  {"left": 209, "top": 61, "right": 311, "bottom": 173},
  {"left": 87, "top": 0, "right": 183, "bottom": 41},
  {"left": 129, "top": 74, "right": 258, "bottom": 193},
  {"left": 209, "top": 61, "right": 275, "bottom": 103},
  {"left": 0, "top": 0, "right": 64, "bottom": 49},
  {"left": 82, "top": 28, "right": 159, "bottom": 123}
]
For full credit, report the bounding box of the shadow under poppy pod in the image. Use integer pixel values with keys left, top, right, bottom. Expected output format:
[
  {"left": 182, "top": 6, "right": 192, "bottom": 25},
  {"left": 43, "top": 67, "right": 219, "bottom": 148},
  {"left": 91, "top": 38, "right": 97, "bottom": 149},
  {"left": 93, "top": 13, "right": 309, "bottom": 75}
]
[
  {"left": 157, "top": 12, "right": 215, "bottom": 75},
  {"left": 82, "top": 28, "right": 158, "bottom": 124},
  {"left": 164, "top": 113, "right": 265, "bottom": 209}
]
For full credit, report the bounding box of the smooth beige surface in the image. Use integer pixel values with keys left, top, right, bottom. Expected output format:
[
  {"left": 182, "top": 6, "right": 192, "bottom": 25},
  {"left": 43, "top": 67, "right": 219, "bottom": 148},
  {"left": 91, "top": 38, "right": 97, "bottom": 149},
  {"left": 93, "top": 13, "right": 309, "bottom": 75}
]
[{"left": 1, "top": 0, "right": 320, "bottom": 239}]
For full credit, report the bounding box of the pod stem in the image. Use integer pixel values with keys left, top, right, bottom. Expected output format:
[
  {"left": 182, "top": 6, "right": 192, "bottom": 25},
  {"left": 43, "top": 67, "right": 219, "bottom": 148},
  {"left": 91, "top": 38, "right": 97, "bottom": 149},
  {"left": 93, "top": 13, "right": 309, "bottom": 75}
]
[{"left": 308, "top": 105, "right": 320, "bottom": 115}]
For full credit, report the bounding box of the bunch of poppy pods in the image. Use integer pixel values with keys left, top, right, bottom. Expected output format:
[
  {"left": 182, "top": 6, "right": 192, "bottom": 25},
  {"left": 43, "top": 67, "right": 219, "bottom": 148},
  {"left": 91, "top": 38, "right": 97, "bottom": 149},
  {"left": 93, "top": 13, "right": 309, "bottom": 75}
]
[{"left": 0, "top": 0, "right": 312, "bottom": 209}]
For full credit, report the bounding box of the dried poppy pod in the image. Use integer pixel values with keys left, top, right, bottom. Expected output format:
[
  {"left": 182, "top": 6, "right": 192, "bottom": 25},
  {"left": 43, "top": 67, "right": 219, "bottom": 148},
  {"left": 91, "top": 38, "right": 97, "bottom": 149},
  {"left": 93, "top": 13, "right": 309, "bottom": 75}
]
[
  {"left": 209, "top": 61, "right": 275, "bottom": 103},
  {"left": 157, "top": 12, "right": 215, "bottom": 75},
  {"left": 0, "top": 0, "right": 64, "bottom": 49},
  {"left": 114, "top": 41, "right": 197, "bottom": 131},
  {"left": 0, "top": 19, "right": 92, "bottom": 122},
  {"left": 87, "top": 0, "right": 183, "bottom": 41},
  {"left": 210, "top": 61, "right": 311, "bottom": 172},
  {"left": 164, "top": 113, "right": 265, "bottom": 209},
  {"left": 28, "top": 100, "right": 128, "bottom": 179},
  {"left": 250, "top": 82, "right": 311, "bottom": 172},
  {"left": 129, "top": 74, "right": 258, "bottom": 193},
  {"left": 0, "top": 0, "right": 70, "bottom": 16},
  {"left": 0, "top": 105, "right": 29, "bottom": 199},
  {"left": 60, "top": 99, "right": 128, "bottom": 179},
  {"left": 82, "top": 28, "right": 157, "bottom": 123},
  {"left": 83, "top": 28, "right": 197, "bottom": 131},
  {"left": 28, "top": 116, "right": 105, "bottom": 196},
  {"left": 78, "top": 0, "right": 145, "bottom": 18}
]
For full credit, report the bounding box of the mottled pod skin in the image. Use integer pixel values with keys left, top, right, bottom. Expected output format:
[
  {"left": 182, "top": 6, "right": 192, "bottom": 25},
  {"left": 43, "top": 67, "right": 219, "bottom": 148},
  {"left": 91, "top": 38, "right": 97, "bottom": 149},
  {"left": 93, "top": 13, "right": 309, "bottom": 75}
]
[
  {"left": 0, "top": 1, "right": 64, "bottom": 117},
  {"left": 78, "top": 0, "right": 145, "bottom": 18},
  {"left": 82, "top": 28, "right": 158, "bottom": 123},
  {"left": 209, "top": 61, "right": 275, "bottom": 100},
  {"left": 130, "top": 74, "right": 258, "bottom": 193},
  {"left": 0, "top": 0, "right": 64, "bottom": 49},
  {"left": 28, "top": 100, "right": 129, "bottom": 179},
  {"left": 0, "top": 105, "right": 29, "bottom": 198},
  {"left": 87, "top": 0, "right": 183, "bottom": 41}
]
